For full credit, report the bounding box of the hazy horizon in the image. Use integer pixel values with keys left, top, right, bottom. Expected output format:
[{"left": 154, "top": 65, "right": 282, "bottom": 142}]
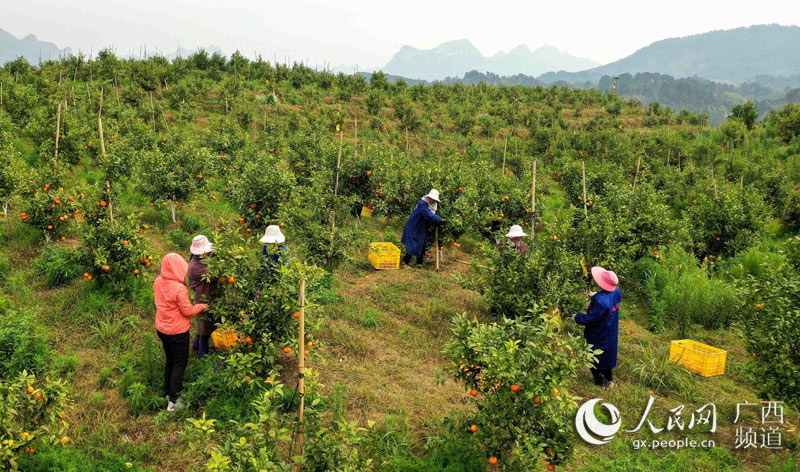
[{"left": 2, "top": 0, "right": 799, "bottom": 70}]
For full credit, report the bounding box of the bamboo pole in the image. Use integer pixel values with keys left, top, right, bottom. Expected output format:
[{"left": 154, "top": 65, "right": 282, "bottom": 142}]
[
  {"left": 502, "top": 137, "right": 507, "bottom": 176},
  {"left": 405, "top": 126, "right": 410, "bottom": 159},
  {"left": 1, "top": 82, "right": 3, "bottom": 108},
  {"left": 97, "top": 89, "right": 114, "bottom": 227},
  {"left": 530, "top": 160, "right": 536, "bottom": 244},
  {"left": 149, "top": 91, "right": 156, "bottom": 132},
  {"left": 353, "top": 117, "right": 358, "bottom": 159},
  {"left": 632, "top": 155, "right": 642, "bottom": 194},
  {"left": 295, "top": 279, "right": 306, "bottom": 471},
  {"left": 740, "top": 175, "right": 744, "bottom": 188},
  {"left": 331, "top": 130, "right": 344, "bottom": 234},
  {"left": 711, "top": 166, "right": 718, "bottom": 200},
  {"left": 581, "top": 160, "right": 588, "bottom": 217},
  {"left": 54, "top": 102, "right": 62, "bottom": 164},
  {"left": 435, "top": 227, "right": 440, "bottom": 272}
]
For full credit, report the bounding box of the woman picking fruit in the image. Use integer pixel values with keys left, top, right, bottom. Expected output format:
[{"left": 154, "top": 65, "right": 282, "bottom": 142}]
[
  {"left": 498, "top": 224, "right": 528, "bottom": 257},
  {"left": 260, "top": 224, "right": 290, "bottom": 268},
  {"left": 401, "top": 189, "right": 444, "bottom": 267},
  {"left": 188, "top": 235, "right": 218, "bottom": 357},
  {"left": 568, "top": 266, "right": 622, "bottom": 389},
  {"left": 153, "top": 253, "right": 209, "bottom": 411}
]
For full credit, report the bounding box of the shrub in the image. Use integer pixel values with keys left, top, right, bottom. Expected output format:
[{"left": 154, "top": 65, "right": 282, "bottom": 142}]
[
  {"left": 441, "top": 313, "right": 596, "bottom": 470},
  {"left": 735, "top": 260, "right": 800, "bottom": 411},
  {"left": 50, "top": 350, "right": 81, "bottom": 380},
  {"left": 0, "top": 311, "right": 51, "bottom": 376},
  {"left": 118, "top": 334, "right": 167, "bottom": 415},
  {"left": 633, "top": 246, "right": 738, "bottom": 334},
  {"left": 0, "top": 371, "right": 71, "bottom": 471},
  {"left": 0, "top": 253, "right": 10, "bottom": 282},
  {"left": 33, "top": 247, "right": 82, "bottom": 288}
]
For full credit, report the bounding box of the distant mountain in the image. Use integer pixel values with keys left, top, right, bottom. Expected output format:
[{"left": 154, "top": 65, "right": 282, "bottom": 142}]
[
  {"left": 383, "top": 39, "right": 599, "bottom": 81},
  {"left": 0, "top": 28, "right": 70, "bottom": 65},
  {"left": 165, "top": 45, "right": 224, "bottom": 61},
  {"left": 539, "top": 24, "right": 800, "bottom": 84}
]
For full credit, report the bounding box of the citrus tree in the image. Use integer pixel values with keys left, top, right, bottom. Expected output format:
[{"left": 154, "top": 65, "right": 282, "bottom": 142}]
[
  {"left": 78, "top": 213, "right": 151, "bottom": 290},
  {"left": 0, "top": 371, "right": 71, "bottom": 471},
  {"left": 442, "top": 313, "right": 596, "bottom": 471}
]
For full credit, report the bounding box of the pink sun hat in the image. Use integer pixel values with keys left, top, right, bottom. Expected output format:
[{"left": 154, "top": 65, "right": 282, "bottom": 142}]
[
  {"left": 190, "top": 235, "right": 214, "bottom": 255},
  {"left": 591, "top": 266, "right": 619, "bottom": 292}
]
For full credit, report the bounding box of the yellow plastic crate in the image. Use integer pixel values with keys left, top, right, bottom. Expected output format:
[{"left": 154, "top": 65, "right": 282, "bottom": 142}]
[
  {"left": 212, "top": 326, "right": 239, "bottom": 352},
  {"left": 368, "top": 242, "right": 400, "bottom": 270},
  {"left": 670, "top": 339, "right": 726, "bottom": 376},
  {"left": 360, "top": 206, "right": 373, "bottom": 217}
]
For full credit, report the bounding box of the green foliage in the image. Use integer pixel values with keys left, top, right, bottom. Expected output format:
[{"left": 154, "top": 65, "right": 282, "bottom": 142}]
[
  {"left": 33, "top": 247, "right": 82, "bottom": 288},
  {"left": 0, "top": 311, "right": 51, "bottom": 376},
  {"left": 78, "top": 213, "right": 151, "bottom": 293},
  {"left": 633, "top": 246, "right": 738, "bottom": 334},
  {"left": 442, "top": 313, "right": 595, "bottom": 470},
  {"left": 0, "top": 253, "right": 10, "bottom": 282},
  {"left": 729, "top": 100, "right": 759, "bottom": 130},
  {"left": 118, "top": 334, "right": 167, "bottom": 415},
  {"left": 766, "top": 102, "right": 800, "bottom": 143}
]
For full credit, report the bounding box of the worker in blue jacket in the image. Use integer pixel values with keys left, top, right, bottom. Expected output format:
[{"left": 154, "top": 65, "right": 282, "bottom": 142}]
[
  {"left": 401, "top": 189, "right": 444, "bottom": 267},
  {"left": 569, "top": 266, "right": 622, "bottom": 388}
]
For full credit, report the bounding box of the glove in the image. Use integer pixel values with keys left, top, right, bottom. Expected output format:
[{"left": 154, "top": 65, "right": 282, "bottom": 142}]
[{"left": 588, "top": 291, "right": 597, "bottom": 297}]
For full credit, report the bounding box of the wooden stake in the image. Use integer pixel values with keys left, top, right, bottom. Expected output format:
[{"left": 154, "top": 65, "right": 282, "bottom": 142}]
[
  {"left": 353, "top": 117, "right": 358, "bottom": 159},
  {"left": 530, "top": 160, "right": 536, "bottom": 244},
  {"left": 740, "top": 175, "right": 744, "bottom": 188},
  {"left": 149, "top": 91, "right": 156, "bottom": 132},
  {"left": 632, "top": 155, "right": 642, "bottom": 194},
  {"left": 1, "top": 82, "right": 3, "bottom": 108},
  {"left": 435, "top": 227, "right": 440, "bottom": 272},
  {"left": 711, "top": 166, "right": 718, "bottom": 200},
  {"left": 97, "top": 90, "right": 114, "bottom": 227},
  {"left": 54, "top": 102, "right": 62, "bottom": 164},
  {"left": 502, "top": 137, "right": 507, "bottom": 176},
  {"left": 405, "top": 126, "right": 410, "bottom": 159},
  {"left": 581, "top": 160, "right": 588, "bottom": 217},
  {"left": 295, "top": 279, "right": 306, "bottom": 471},
  {"left": 331, "top": 130, "right": 344, "bottom": 234}
]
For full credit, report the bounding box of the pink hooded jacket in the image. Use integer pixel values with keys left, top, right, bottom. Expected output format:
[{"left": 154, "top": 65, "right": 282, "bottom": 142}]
[{"left": 154, "top": 253, "right": 207, "bottom": 335}]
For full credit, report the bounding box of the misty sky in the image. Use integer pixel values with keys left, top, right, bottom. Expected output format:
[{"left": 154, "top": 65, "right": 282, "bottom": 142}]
[{"left": 2, "top": 0, "right": 799, "bottom": 69}]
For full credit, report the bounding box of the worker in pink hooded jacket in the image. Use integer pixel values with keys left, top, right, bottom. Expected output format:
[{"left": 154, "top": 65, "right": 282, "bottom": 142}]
[{"left": 154, "top": 253, "right": 208, "bottom": 411}]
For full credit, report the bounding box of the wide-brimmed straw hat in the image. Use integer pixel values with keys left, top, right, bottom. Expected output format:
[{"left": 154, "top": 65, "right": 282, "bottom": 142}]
[
  {"left": 259, "top": 225, "right": 286, "bottom": 244},
  {"left": 424, "top": 189, "right": 441, "bottom": 202},
  {"left": 190, "top": 235, "right": 214, "bottom": 255},
  {"left": 505, "top": 225, "right": 527, "bottom": 238},
  {"left": 591, "top": 266, "right": 619, "bottom": 292}
]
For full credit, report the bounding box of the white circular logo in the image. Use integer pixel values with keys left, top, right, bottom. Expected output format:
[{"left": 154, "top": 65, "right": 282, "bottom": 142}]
[{"left": 575, "top": 398, "right": 622, "bottom": 445}]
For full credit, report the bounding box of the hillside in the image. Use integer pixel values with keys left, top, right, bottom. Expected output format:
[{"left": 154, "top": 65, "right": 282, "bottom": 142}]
[
  {"left": 0, "top": 53, "right": 798, "bottom": 472},
  {"left": 0, "top": 28, "right": 69, "bottom": 65}
]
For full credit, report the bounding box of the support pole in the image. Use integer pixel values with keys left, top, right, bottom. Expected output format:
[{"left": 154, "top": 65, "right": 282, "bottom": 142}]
[
  {"left": 405, "top": 126, "right": 410, "bottom": 159},
  {"left": 530, "top": 160, "right": 536, "bottom": 244},
  {"left": 632, "top": 155, "right": 642, "bottom": 194},
  {"left": 581, "top": 160, "right": 588, "bottom": 218},
  {"left": 353, "top": 117, "right": 358, "bottom": 159},
  {"left": 711, "top": 166, "right": 718, "bottom": 200},
  {"left": 502, "top": 137, "right": 507, "bottom": 176},
  {"left": 331, "top": 130, "right": 344, "bottom": 235},
  {"left": 435, "top": 227, "right": 440, "bottom": 272},
  {"left": 149, "top": 91, "right": 156, "bottom": 132},
  {"left": 54, "top": 102, "right": 62, "bottom": 165},
  {"left": 98, "top": 89, "right": 114, "bottom": 228},
  {"left": 295, "top": 279, "right": 306, "bottom": 471}
]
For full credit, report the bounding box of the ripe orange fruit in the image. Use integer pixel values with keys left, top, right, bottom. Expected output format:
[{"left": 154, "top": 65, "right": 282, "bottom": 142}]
[
  {"left": 246, "top": 228, "right": 252, "bottom": 233},
  {"left": 99, "top": 200, "right": 107, "bottom": 207},
  {"left": 239, "top": 217, "right": 245, "bottom": 224},
  {"left": 27, "top": 447, "right": 35, "bottom": 454},
  {"left": 469, "top": 389, "right": 478, "bottom": 397},
  {"left": 545, "top": 447, "right": 553, "bottom": 456},
  {"left": 626, "top": 330, "right": 632, "bottom": 335},
  {"left": 534, "top": 397, "right": 541, "bottom": 404},
  {"left": 265, "top": 376, "right": 271, "bottom": 382},
  {"left": 228, "top": 277, "right": 236, "bottom": 284},
  {"left": 283, "top": 347, "right": 292, "bottom": 354},
  {"left": 245, "top": 336, "right": 253, "bottom": 344},
  {"left": 36, "top": 393, "right": 43, "bottom": 401},
  {"left": 547, "top": 464, "right": 555, "bottom": 471},
  {"left": 755, "top": 303, "right": 763, "bottom": 310},
  {"left": 304, "top": 350, "right": 310, "bottom": 356},
  {"left": 244, "top": 375, "right": 251, "bottom": 383},
  {"left": 293, "top": 311, "right": 301, "bottom": 319},
  {"left": 60, "top": 411, "right": 66, "bottom": 419},
  {"left": 552, "top": 388, "right": 560, "bottom": 396},
  {"left": 488, "top": 456, "right": 498, "bottom": 466},
  {"left": 196, "top": 174, "right": 203, "bottom": 179},
  {"left": 47, "top": 225, "right": 53, "bottom": 230},
  {"left": 162, "top": 202, "right": 167, "bottom": 206},
  {"left": 470, "top": 424, "right": 478, "bottom": 433},
  {"left": 102, "top": 265, "right": 110, "bottom": 271},
  {"left": 87, "top": 275, "right": 93, "bottom": 280},
  {"left": 219, "top": 277, "right": 227, "bottom": 283},
  {"left": 510, "top": 384, "right": 521, "bottom": 393},
  {"left": 122, "top": 240, "right": 128, "bottom": 246},
  {"left": 306, "top": 341, "right": 312, "bottom": 348},
  {"left": 27, "top": 386, "right": 34, "bottom": 394},
  {"left": 58, "top": 436, "right": 70, "bottom": 445}
]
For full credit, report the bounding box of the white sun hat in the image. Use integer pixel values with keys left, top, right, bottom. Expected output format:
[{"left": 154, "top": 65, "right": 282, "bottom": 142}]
[
  {"left": 190, "top": 235, "right": 214, "bottom": 255},
  {"left": 424, "top": 189, "right": 441, "bottom": 202},
  {"left": 505, "top": 225, "right": 527, "bottom": 238},
  {"left": 259, "top": 225, "right": 286, "bottom": 244}
]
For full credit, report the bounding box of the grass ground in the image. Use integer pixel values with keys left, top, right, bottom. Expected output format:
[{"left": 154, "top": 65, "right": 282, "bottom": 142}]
[{"left": 2, "top": 189, "right": 798, "bottom": 471}]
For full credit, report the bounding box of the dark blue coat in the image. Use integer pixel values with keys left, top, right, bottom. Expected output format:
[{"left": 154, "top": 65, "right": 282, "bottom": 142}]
[
  {"left": 401, "top": 199, "right": 442, "bottom": 257},
  {"left": 262, "top": 244, "right": 289, "bottom": 266},
  {"left": 575, "top": 287, "right": 622, "bottom": 369}
]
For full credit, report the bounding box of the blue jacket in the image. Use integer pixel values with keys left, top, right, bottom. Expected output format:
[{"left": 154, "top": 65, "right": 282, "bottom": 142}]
[
  {"left": 262, "top": 244, "right": 289, "bottom": 267},
  {"left": 575, "top": 287, "right": 622, "bottom": 369},
  {"left": 401, "top": 199, "right": 442, "bottom": 257}
]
